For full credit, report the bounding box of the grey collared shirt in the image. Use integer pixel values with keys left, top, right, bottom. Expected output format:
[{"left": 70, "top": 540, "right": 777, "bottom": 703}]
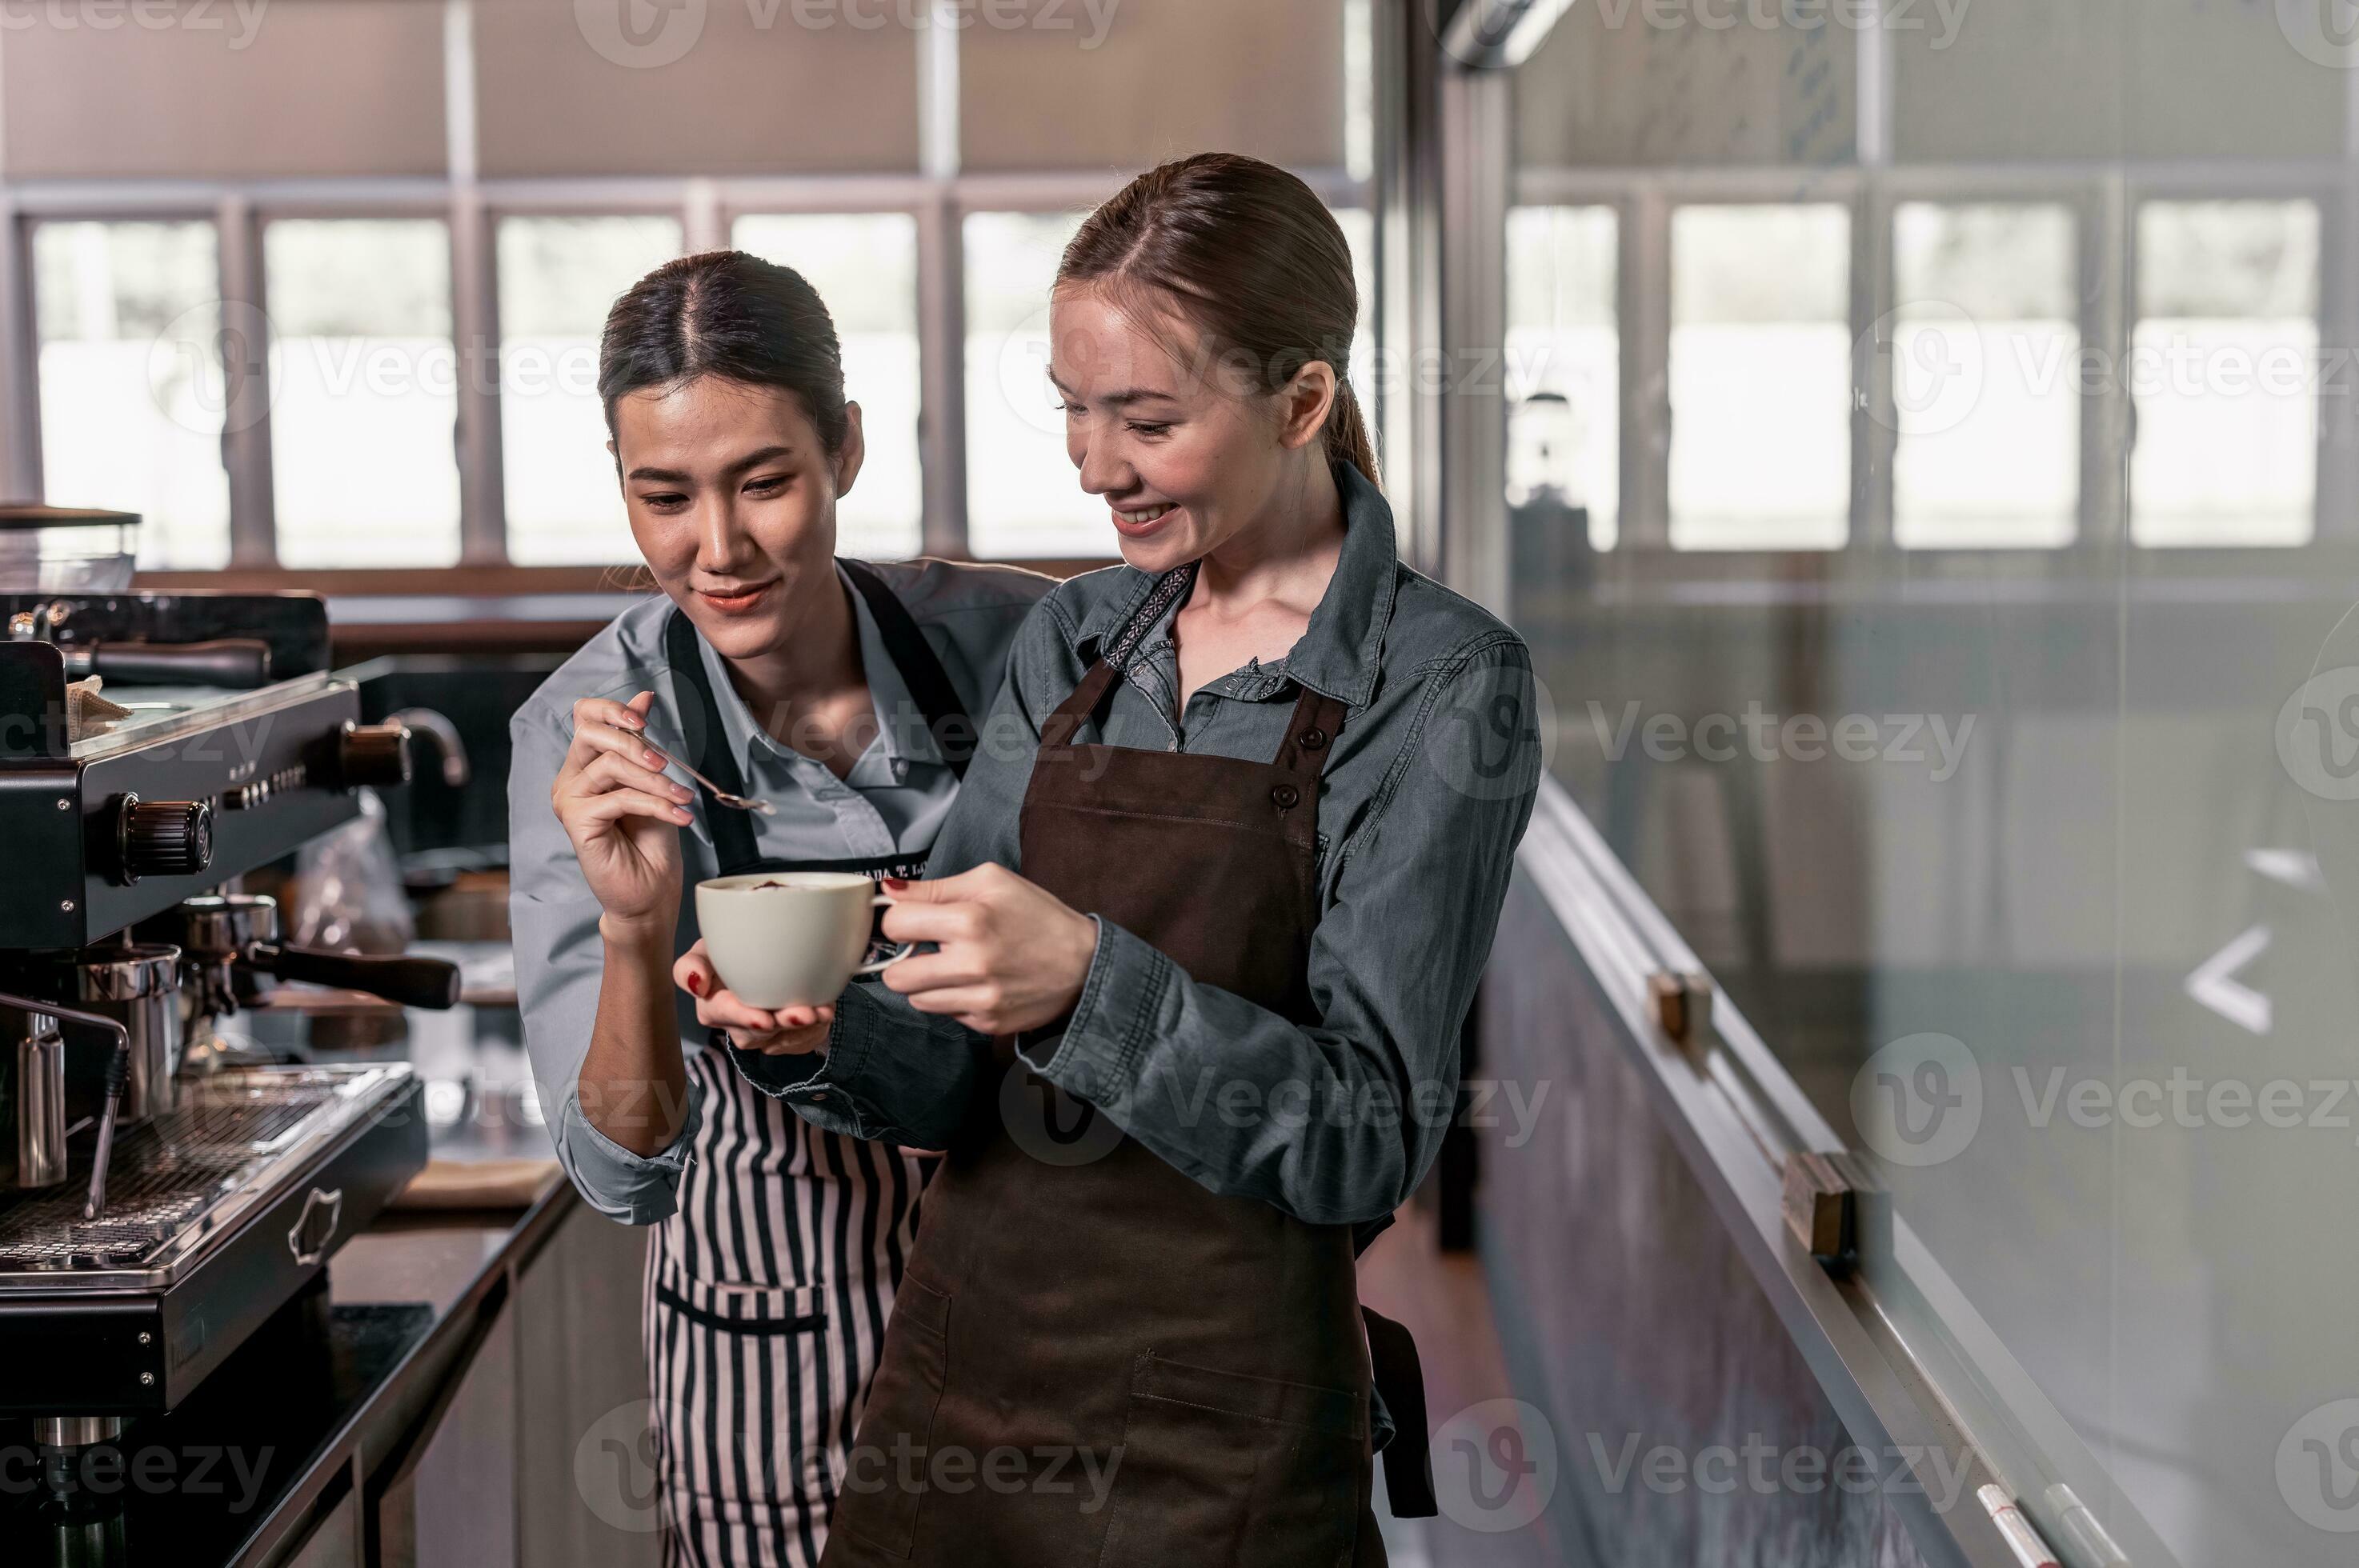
[
  {"left": 730, "top": 466, "right": 1544, "bottom": 1228},
  {"left": 507, "top": 559, "right": 1051, "bottom": 1225}
]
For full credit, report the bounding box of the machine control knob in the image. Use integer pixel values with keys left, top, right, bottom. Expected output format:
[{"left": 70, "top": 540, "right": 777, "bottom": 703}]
[
  {"left": 334, "top": 721, "right": 414, "bottom": 790},
  {"left": 116, "top": 795, "right": 214, "bottom": 883}
]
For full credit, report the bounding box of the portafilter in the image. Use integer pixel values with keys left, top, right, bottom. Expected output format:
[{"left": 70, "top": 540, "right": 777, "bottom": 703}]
[{"left": 169, "top": 894, "right": 460, "bottom": 1074}]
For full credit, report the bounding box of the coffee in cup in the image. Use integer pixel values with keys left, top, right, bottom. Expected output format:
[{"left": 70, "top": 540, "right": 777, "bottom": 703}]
[{"left": 693, "top": 872, "right": 911, "bottom": 1011}]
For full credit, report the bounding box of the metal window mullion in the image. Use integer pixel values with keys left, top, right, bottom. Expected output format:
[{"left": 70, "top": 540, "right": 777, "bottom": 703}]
[
  {"left": 450, "top": 188, "right": 505, "bottom": 566},
  {"left": 217, "top": 194, "right": 274, "bottom": 568},
  {"left": 1437, "top": 64, "right": 1511, "bottom": 615},
  {"left": 1621, "top": 184, "right": 1671, "bottom": 551},
  {"left": 2317, "top": 173, "right": 2357, "bottom": 544},
  {"left": 1852, "top": 175, "right": 1894, "bottom": 552},
  {"left": 1, "top": 202, "right": 42, "bottom": 502},
  {"left": 683, "top": 179, "right": 726, "bottom": 253},
  {"left": 2084, "top": 173, "right": 2129, "bottom": 555},
  {"left": 1855, "top": 0, "right": 1893, "bottom": 170},
  {"left": 444, "top": 0, "right": 506, "bottom": 566},
  {"left": 915, "top": 189, "right": 967, "bottom": 558}
]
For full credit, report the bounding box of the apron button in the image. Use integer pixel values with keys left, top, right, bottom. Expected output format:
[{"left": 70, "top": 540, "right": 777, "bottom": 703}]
[
  {"left": 1272, "top": 783, "right": 1302, "bottom": 810},
  {"left": 1299, "top": 726, "right": 1328, "bottom": 751}
]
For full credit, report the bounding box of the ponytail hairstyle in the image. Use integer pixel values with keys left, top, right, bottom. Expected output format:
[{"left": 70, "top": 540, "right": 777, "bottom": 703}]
[
  {"left": 1055, "top": 153, "right": 1380, "bottom": 487},
  {"left": 597, "top": 250, "right": 851, "bottom": 458}
]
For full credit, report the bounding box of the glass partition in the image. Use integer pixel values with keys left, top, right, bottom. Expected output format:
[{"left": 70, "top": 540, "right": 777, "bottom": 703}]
[{"left": 1507, "top": 6, "right": 2359, "bottom": 1563}]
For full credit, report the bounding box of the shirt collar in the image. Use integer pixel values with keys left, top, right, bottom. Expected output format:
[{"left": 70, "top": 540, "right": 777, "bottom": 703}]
[
  {"left": 695, "top": 562, "right": 940, "bottom": 777},
  {"left": 1072, "top": 462, "right": 1401, "bottom": 710}
]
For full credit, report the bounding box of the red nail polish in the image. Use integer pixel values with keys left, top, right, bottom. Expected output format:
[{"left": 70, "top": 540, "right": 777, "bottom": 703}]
[
  {"left": 687, "top": 974, "right": 705, "bottom": 997},
  {"left": 882, "top": 877, "right": 909, "bottom": 891}
]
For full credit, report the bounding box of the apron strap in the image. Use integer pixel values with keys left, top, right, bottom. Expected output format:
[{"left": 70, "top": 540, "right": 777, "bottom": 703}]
[
  {"left": 664, "top": 605, "right": 763, "bottom": 874},
  {"left": 1041, "top": 661, "right": 1121, "bottom": 750},
  {"left": 1043, "top": 563, "right": 1364, "bottom": 766},
  {"left": 1039, "top": 564, "right": 1193, "bottom": 749},
  {"left": 839, "top": 558, "right": 979, "bottom": 782},
  {"left": 1272, "top": 686, "right": 1350, "bottom": 778},
  {"left": 663, "top": 564, "right": 981, "bottom": 869},
  {"left": 1362, "top": 1305, "right": 1439, "bottom": 1518}
]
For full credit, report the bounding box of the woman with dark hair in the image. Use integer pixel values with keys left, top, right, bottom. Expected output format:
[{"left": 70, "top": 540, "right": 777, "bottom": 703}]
[
  {"left": 680, "top": 155, "right": 1544, "bottom": 1564},
  {"left": 506, "top": 250, "right": 1048, "bottom": 1567}
]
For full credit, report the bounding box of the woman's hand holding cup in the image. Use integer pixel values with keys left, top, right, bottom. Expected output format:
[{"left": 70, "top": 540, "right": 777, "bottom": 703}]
[{"left": 675, "top": 939, "right": 835, "bottom": 1056}]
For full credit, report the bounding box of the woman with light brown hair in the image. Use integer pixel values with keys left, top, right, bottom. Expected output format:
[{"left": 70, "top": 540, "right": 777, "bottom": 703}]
[{"left": 680, "top": 153, "right": 1544, "bottom": 1564}]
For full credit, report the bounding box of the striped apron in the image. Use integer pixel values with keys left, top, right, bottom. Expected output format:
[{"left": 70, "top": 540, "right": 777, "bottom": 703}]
[{"left": 648, "top": 562, "right": 972, "bottom": 1568}]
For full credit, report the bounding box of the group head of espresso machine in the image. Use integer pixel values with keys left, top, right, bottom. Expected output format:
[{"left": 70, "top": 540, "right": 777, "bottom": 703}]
[{"left": 0, "top": 587, "right": 457, "bottom": 1520}]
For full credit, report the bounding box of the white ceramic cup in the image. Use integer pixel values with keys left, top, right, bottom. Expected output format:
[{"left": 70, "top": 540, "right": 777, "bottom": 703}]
[{"left": 693, "top": 872, "right": 912, "bottom": 1011}]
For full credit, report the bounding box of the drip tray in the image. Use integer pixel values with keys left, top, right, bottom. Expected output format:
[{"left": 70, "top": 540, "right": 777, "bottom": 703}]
[
  {"left": 0, "top": 1062, "right": 427, "bottom": 1418},
  {"left": 0, "top": 1064, "right": 416, "bottom": 1291}
]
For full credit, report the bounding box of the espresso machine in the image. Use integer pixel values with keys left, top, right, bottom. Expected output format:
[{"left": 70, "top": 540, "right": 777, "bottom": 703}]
[{"left": 0, "top": 579, "right": 456, "bottom": 1522}]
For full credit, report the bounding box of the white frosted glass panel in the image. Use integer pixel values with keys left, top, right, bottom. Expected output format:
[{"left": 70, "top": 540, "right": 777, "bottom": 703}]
[
  {"left": 964, "top": 210, "right": 1098, "bottom": 560},
  {"left": 1892, "top": 203, "right": 2079, "bottom": 549},
  {"left": 2130, "top": 202, "right": 2318, "bottom": 549},
  {"left": 1507, "top": 206, "right": 1619, "bottom": 550},
  {"left": 500, "top": 217, "right": 684, "bottom": 566},
  {"left": 735, "top": 214, "right": 923, "bottom": 562},
  {"left": 32, "top": 221, "right": 230, "bottom": 570},
  {"left": 1669, "top": 205, "right": 1849, "bottom": 550},
  {"left": 265, "top": 220, "right": 461, "bottom": 568}
]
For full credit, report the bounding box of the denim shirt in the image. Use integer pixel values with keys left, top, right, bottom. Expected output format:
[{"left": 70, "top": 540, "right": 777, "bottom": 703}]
[
  {"left": 507, "top": 559, "right": 1051, "bottom": 1225},
  {"left": 729, "top": 465, "right": 1544, "bottom": 1228}
]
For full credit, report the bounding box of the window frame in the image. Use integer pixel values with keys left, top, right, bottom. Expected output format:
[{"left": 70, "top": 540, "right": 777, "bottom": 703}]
[
  {"left": 1510, "top": 160, "right": 2357, "bottom": 579},
  {"left": 5, "top": 168, "right": 1372, "bottom": 578}
]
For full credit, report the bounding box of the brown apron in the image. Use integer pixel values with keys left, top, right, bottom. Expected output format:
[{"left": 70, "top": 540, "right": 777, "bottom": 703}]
[{"left": 823, "top": 568, "right": 1401, "bottom": 1567}]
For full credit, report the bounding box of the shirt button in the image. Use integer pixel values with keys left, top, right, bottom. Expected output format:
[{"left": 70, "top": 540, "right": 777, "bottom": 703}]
[
  {"left": 1299, "top": 726, "right": 1328, "bottom": 751},
  {"left": 1271, "top": 783, "right": 1302, "bottom": 810}
]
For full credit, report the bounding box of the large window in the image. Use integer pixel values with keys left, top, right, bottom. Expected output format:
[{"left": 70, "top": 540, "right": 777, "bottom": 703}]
[
  {"left": 263, "top": 219, "right": 461, "bottom": 568},
  {"left": 1505, "top": 206, "right": 1618, "bottom": 550},
  {"left": 2129, "top": 199, "right": 2319, "bottom": 548},
  {"left": 964, "top": 210, "right": 1094, "bottom": 560},
  {"left": 1891, "top": 202, "right": 2080, "bottom": 549},
  {"left": 31, "top": 221, "right": 231, "bottom": 570},
  {"left": 10, "top": 4, "right": 1372, "bottom": 570},
  {"left": 1668, "top": 204, "right": 1851, "bottom": 550},
  {"left": 499, "top": 216, "right": 684, "bottom": 566},
  {"left": 735, "top": 214, "right": 924, "bottom": 562}
]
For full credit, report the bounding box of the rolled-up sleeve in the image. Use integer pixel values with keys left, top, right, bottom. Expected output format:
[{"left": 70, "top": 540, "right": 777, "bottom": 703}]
[
  {"left": 508, "top": 708, "right": 703, "bottom": 1226},
  {"left": 1023, "top": 638, "right": 1542, "bottom": 1226}
]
